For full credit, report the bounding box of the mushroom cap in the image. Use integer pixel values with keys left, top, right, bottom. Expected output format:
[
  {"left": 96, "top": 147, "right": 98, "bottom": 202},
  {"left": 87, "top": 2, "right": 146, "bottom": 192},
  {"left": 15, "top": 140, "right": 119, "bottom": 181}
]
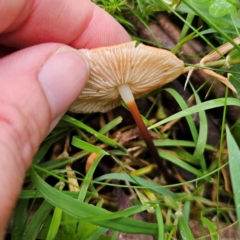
[{"left": 70, "top": 41, "right": 184, "bottom": 113}]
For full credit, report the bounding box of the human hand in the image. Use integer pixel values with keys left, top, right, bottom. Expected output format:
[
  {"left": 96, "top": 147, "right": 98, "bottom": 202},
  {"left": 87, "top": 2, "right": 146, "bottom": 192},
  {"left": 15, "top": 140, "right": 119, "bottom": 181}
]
[{"left": 0, "top": 0, "right": 130, "bottom": 236}]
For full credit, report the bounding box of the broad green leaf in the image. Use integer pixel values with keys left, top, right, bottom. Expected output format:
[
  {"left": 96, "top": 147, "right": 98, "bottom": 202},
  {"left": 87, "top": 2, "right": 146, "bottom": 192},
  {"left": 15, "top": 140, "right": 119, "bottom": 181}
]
[
  {"left": 209, "top": 0, "right": 236, "bottom": 18},
  {"left": 181, "top": 0, "right": 240, "bottom": 52},
  {"left": 60, "top": 212, "right": 79, "bottom": 237},
  {"left": 75, "top": 221, "right": 100, "bottom": 239},
  {"left": 192, "top": 0, "right": 212, "bottom": 5}
]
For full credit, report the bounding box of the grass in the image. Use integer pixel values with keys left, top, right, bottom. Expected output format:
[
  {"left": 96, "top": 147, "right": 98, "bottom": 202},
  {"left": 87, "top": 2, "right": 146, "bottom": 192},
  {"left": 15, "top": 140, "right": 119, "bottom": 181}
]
[{"left": 10, "top": 0, "right": 240, "bottom": 239}]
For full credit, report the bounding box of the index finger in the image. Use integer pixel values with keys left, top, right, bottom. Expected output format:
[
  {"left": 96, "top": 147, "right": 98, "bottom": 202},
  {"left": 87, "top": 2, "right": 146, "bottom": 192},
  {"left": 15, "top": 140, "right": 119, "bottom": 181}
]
[{"left": 0, "top": 0, "right": 130, "bottom": 49}]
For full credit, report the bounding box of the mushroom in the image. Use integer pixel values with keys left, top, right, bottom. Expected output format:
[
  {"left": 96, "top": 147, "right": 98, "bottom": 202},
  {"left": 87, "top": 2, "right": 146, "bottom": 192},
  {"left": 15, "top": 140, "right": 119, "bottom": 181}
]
[{"left": 69, "top": 41, "right": 236, "bottom": 174}]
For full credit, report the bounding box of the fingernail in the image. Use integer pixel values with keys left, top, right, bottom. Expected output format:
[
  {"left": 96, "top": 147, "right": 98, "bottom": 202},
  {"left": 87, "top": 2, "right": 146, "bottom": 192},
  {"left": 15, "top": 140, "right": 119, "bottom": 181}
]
[{"left": 38, "top": 48, "right": 89, "bottom": 121}]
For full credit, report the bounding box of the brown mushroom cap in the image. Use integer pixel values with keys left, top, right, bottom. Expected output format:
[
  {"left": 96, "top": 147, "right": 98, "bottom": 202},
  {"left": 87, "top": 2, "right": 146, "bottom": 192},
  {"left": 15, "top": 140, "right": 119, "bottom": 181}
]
[{"left": 69, "top": 41, "right": 184, "bottom": 113}]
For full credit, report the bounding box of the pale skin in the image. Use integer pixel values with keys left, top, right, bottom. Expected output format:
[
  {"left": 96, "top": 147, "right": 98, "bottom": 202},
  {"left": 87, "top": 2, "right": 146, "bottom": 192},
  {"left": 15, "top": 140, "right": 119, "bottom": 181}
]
[{"left": 0, "top": 0, "right": 130, "bottom": 237}]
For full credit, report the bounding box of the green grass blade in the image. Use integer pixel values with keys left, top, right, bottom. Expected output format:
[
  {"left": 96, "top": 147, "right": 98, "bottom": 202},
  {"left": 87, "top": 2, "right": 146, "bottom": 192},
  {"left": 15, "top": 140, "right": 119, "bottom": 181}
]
[
  {"left": 11, "top": 199, "right": 28, "bottom": 240},
  {"left": 62, "top": 115, "right": 125, "bottom": 150},
  {"left": 177, "top": 213, "right": 195, "bottom": 240},
  {"left": 46, "top": 207, "right": 62, "bottom": 240},
  {"left": 85, "top": 205, "right": 148, "bottom": 222},
  {"left": 179, "top": 13, "right": 195, "bottom": 42},
  {"left": 72, "top": 137, "right": 109, "bottom": 155},
  {"left": 201, "top": 217, "right": 218, "bottom": 240},
  {"left": 150, "top": 139, "right": 214, "bottom": 151},
  {"left": 30, "top": 167, "right": 160, "bottom": 235},
  {"left": 39, "top": 150, "right": 90, "bottom": 171},
  {"left": 158, "top": 150, "right": 202, "bottom": 176},
  {"left": 20, "top": 189, "right": 89, "bottom": 199},
  {"left": 156, "top": 140, "right": 212, "bottom": 150},
  {"left": 182, "top": 201, "right": 191, "bottom": 222},
  {"left": 95, "top": 173, "right": 177, "bottom": 198},
  {"left": 191, "top": 84, "right": 207, "bottom": 171},
  {"left": 99, "top": 116, "right": 122, "bottom": 134},
  {"left": 160, "top": 1, "right": 215, "bottom": 49},
  {"left": 149, "top": 98, "right": 240, "bottom": 129},
  {"left": 33, "top": 133, "right": 67, "bottom": 164},
  {"left": 78, "top": 155, "right": 104, "bottom": 202},
  {"left": 182, "top": 0, "right": 240, "bottom": 52},
  {"left": 22, "top": 200, "right": 53, "bottom": 240},
  {"left": 160, "top": 88, "right": 198, "bottom": 143},
  {"left": 155, "top": 205, "right": 164, "bottom": 240},
  {"left": 89, "top": 227, "right": 109, "bottom": 240},
  {"left": 226, "top": 125, "right": 240, "bottom": 231},
  {"left": 177, "top": 3, "right": 240, "bottom": 34},
  {"left": 110, "top": 231, "right": 119, "bottom": 240}
]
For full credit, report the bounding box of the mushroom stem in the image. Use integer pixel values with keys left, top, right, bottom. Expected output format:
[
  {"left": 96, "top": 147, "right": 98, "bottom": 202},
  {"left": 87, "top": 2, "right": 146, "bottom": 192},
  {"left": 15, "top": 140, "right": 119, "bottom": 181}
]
[{"left": 118, "top": 84, "right": 170, "bottom": 179}]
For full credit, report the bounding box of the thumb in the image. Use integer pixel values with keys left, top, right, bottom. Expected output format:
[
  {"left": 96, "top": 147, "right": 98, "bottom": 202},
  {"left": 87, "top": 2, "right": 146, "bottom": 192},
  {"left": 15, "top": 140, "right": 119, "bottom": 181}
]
[{"left": 0, "top": 43, "right": 88, "bottom": 235}]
